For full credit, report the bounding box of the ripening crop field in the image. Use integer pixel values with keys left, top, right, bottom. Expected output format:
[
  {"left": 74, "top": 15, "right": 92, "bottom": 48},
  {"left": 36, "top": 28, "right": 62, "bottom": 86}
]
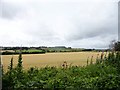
[{"left": 2, "top": 52, "right": 101, "bottom": 71}]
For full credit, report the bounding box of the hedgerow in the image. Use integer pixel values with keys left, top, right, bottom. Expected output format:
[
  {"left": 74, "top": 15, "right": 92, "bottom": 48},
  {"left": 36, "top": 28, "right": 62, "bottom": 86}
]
[{"left": 2, "top": 51, "right": 120, "bottom": 89}]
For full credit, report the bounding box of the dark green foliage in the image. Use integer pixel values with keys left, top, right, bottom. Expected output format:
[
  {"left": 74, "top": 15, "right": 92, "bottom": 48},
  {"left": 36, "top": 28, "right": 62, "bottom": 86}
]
[
  {"left": 114, "top": 42, "right": 120, "bottom": 51},
  {"left": 8, "top": 56, "right": 13, "bottom": 71},
  {"left": 87, "top": 57, "right": 89, "bottom": 66},
  {"left": 2, "top": 50, "right": 46, "bottom": 55},
  {"left": 17, "top": 53, "right": 22, "bottom": 69},
  {"left": 2, "top": 51, "right": 120, "bottom": 89},
  {"left": 3, "top": 57, "right": 14, "bottom": 89}
]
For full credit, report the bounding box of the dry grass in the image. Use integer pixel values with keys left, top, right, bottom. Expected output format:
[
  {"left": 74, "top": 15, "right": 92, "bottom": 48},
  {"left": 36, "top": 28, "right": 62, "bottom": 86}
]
[{"left": 2, "top": 52, "right": 101, "bottom": 71}]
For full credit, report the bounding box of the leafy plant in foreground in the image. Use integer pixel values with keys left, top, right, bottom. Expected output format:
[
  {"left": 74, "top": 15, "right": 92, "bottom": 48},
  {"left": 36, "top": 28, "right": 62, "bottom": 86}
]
[{"left": 2, "top": 51, "right": 120, "bottom": 89}]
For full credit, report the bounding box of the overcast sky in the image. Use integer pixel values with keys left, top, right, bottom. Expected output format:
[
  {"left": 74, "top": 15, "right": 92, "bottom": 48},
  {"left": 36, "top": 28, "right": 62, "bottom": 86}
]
[{"left": 0, "top": 0, "right": 119, "bottom": 49}]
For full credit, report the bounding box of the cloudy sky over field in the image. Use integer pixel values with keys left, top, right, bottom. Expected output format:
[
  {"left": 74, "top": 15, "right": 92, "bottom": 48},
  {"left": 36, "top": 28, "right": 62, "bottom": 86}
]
[{"left": 0, "top": 0, "right": 119, "bottom": 48}]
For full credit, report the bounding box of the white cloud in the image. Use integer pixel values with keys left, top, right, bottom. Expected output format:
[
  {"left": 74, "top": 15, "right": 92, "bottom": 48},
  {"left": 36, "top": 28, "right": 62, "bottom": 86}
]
[{"left": 0, "top": 0, "right": 118, "bottom": 48}]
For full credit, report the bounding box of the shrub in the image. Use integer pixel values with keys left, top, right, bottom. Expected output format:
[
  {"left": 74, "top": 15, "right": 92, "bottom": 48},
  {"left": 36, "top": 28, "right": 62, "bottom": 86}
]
[{"left": 2, "top": 51, "right": 120, "bottom": 89}]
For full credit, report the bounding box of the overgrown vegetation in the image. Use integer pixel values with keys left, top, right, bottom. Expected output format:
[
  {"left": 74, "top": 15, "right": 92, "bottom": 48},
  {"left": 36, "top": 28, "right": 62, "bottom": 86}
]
[
  {"left": 2, "top": 49, "right": 46, "bottom": 55},
  {"left": 2, "top": 42, "right": 120, "bottom": 89}
]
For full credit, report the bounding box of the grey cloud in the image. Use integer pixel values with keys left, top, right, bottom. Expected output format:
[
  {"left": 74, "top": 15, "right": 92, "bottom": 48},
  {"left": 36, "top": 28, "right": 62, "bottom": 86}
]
[
  {"left": 65, "top": 2, "right": 118, "bottom": 42},
  {"left": 1, "top": 2, "right": 25, "bottom": 19},
  {"left": 68, "top": 24, "right": 117, "bottom": 41}
]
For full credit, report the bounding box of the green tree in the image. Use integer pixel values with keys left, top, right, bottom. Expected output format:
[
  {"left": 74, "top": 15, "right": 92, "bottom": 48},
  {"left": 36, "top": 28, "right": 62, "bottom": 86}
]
[{"left": 114, "top": 42, "right": 120, "bottom": 51}]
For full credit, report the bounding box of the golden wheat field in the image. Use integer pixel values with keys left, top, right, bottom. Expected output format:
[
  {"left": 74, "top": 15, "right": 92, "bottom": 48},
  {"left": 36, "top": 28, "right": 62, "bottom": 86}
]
[{"left": 2, "top": 52, "right": 102, "bottom": 71}]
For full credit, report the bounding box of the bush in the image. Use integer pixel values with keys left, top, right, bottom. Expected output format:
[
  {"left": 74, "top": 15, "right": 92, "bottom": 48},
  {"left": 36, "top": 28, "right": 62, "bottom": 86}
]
[{"left": 2, "top": 51, "right": 120, "bottom": 89}]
